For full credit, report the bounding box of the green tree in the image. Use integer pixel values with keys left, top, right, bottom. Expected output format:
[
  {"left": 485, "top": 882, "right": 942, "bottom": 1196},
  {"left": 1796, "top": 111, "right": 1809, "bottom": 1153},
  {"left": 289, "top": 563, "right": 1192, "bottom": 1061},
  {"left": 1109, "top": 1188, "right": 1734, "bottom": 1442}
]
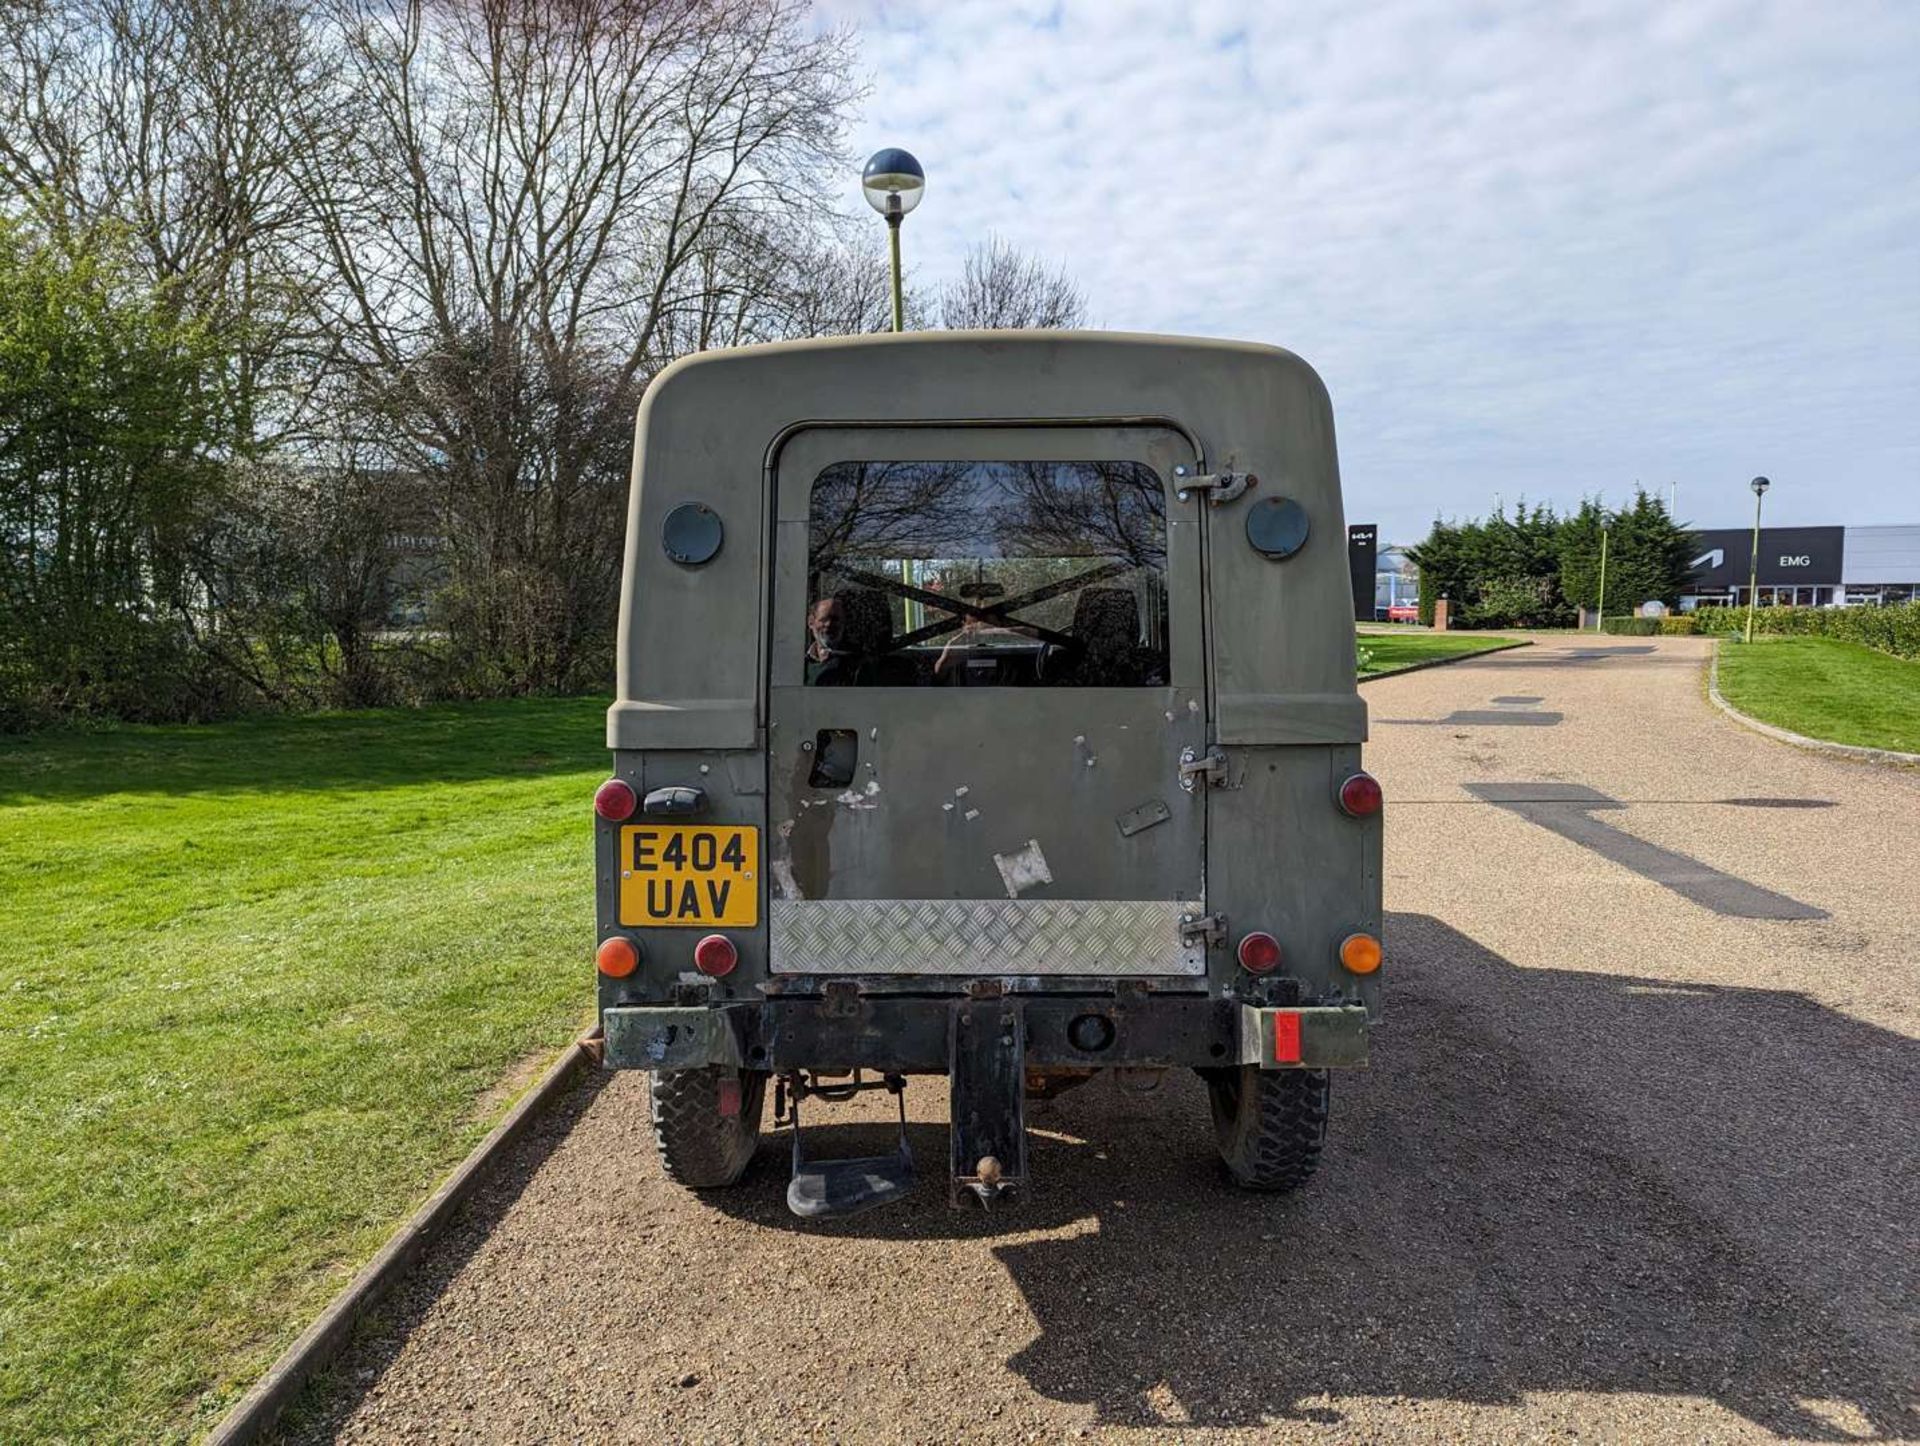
[
  {"left": 1408, "top": 501, "right": 1575, "bottom": 628},
  {"left": 1556, "top": 498, "right": 1608, "bottom": 611},
  {"left": 1557, "top": 490, "right": 1695, "bottom": 616},
  {"left": 0, "top": 219, "right": 229, "bottom": 725}
]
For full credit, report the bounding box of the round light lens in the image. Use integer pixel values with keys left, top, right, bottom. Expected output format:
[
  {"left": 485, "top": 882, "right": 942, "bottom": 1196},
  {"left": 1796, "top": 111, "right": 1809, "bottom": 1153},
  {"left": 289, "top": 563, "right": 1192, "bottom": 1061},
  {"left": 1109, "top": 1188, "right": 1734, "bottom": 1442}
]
[
  {"left": 1236, "top": 931, "right": 1282, "bottom": 974},
  {"left": 1339, "top": 932, "right": 1383, "bottom": 975},
  {"left": 862, "top": 147, "right": 925, "bottom": 216},
  {"left": 594, "top": 778, "right": 636, "bottom": 821},
  {"left": 1338, "top": 772, "right": 1383, "bottom": 818},
  {"left": 693, "top": 933, "right": 738, "bottom": 978},
  {"left": 596, "top": 936, "right": 639, "bottom": 978}
]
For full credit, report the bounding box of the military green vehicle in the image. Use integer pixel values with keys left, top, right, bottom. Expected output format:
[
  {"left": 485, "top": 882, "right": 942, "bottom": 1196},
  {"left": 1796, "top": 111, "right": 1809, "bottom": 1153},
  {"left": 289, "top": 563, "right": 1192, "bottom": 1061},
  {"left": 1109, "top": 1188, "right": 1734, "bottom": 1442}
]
[{"left": 592, "top": 331, "right": 1382, "bottom": 1217}]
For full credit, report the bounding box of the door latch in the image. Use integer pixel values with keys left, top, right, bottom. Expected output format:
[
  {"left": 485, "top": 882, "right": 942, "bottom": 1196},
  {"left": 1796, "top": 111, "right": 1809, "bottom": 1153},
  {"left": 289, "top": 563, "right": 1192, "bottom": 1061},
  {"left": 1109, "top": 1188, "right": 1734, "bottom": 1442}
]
[
  {"left": 1179, "top": 746, "right": 1230, "bottom": 792},
  {"left": 1180, "top": 913, "right": 1227, "bottom": 946},
  {"left": 1173, "top": 466, "right": 1256, "bottom": 505}
]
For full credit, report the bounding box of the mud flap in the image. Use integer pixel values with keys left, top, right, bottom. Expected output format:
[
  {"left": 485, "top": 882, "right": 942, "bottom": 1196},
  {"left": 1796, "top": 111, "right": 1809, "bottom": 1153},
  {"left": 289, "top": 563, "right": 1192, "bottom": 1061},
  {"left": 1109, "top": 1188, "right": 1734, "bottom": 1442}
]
[{"left": 949, "top": 996, "right": 1027, "bottom": 1208}]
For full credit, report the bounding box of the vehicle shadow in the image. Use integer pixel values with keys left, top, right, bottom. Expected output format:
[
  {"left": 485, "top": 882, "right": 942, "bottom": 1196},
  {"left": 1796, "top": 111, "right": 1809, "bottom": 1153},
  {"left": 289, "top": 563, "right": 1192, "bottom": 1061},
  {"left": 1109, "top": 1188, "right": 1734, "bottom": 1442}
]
[{"left": 722, "top": 912, "right": 1919, "bottom": 1438}]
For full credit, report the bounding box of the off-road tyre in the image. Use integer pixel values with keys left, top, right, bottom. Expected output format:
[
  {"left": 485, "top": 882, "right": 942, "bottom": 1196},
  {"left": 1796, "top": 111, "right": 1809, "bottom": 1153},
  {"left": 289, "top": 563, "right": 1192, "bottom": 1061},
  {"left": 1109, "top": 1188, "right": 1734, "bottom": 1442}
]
[
  {"left": 649, "top": 1066, "right": 767, "bottom": 1189},
  {"left": 1202, "top": 1065, "right": 1329, "bottom": 1192}
]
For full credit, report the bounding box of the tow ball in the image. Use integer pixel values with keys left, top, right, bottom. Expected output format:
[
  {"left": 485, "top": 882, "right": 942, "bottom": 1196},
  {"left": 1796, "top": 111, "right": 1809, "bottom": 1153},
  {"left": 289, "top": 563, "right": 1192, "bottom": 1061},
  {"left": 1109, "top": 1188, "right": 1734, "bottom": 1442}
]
[
  {"left": 776, "top": 994, "right": 1031, "bottom": 1217},
  {"left": 949, "top": 995, "right": 1028, "bottom": 1209}
]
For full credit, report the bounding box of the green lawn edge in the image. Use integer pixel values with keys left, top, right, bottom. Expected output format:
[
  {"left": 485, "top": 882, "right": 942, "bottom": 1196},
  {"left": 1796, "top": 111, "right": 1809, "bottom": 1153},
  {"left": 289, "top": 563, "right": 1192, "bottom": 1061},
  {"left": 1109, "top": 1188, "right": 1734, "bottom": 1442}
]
[
  {"left": 0, "top": 697, "right": 607, "bottom": 1443},
  {"left": 1357, "top": 633, "right": 1524, "bottom": 679},
  {"left": 1714, "top": 635, "right": 1920, "bottom": 756}
]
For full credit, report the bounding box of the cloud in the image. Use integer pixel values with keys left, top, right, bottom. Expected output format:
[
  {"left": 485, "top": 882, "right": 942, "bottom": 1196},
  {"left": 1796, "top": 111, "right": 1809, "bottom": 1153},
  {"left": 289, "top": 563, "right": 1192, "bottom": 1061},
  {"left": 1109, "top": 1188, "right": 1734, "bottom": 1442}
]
[{"left": 817, "top": 0, "right": 1920, "bottom": 542}]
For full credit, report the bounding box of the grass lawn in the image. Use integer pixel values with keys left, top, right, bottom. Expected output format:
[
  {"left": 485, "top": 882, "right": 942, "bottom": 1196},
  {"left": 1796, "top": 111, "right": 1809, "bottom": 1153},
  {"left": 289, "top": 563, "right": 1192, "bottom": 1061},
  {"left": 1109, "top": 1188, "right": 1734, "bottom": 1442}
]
[
  {"left": 1716, "top": 635, "right": 1920, "bottom": 754},
  {"left": 0, "top": 698, "right": 605, "bottom": 1443},
  {"left": 1357, "top": 631, "right": 1519, "bottom": 676}
]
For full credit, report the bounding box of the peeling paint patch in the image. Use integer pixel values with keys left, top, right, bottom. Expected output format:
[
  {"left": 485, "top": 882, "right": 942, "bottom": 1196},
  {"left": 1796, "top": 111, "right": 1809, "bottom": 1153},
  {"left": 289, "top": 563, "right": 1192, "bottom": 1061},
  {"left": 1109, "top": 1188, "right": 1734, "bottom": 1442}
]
[
  {"left": 770, "top": 820, "right": 803, "bottom": 899},
  {"left": 994, "top": 839, "right": 1054, "bottom": 898}
]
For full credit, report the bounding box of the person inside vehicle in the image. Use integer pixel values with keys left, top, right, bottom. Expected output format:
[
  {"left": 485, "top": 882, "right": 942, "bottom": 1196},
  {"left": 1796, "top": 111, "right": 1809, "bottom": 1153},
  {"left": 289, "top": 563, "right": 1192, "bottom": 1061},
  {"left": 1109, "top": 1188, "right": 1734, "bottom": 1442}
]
[{"left": 805, "top": 594, "right": 861, "bottom": 685}]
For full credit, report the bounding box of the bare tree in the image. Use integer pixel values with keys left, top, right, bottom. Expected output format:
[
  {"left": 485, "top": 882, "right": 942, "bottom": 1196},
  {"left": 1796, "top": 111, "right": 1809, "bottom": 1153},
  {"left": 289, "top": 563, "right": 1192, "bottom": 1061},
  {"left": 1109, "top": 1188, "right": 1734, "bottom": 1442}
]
[
  {"left": 294, "top": 0, "right": 861, "bottom": 690},
  {"left": 5, "top": 0, "right": 1012, "bottom": 715},
  {"left": 652, "top": 220, "right": 895, "bottom": 354},
  {"left": 936, "top": 234, "right": 1086, "bottom": 330},
  {"left": 0, "top": 0, "right": 350, "bottom": 446}
]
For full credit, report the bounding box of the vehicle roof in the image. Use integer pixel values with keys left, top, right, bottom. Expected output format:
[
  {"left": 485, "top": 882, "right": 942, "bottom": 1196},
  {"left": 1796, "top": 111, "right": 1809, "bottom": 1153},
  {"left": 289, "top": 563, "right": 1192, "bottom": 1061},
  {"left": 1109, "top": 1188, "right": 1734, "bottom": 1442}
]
[{"left": 613, "top": 329, "right": 1362, "bottom": 751}]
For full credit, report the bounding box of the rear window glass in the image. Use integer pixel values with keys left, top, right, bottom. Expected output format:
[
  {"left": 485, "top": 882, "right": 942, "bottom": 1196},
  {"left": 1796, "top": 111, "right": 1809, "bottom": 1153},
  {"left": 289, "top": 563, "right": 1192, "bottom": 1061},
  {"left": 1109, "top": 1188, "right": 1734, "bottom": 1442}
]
[{"left": 805, "top": 460, "right": 1168, "bottom": 687}]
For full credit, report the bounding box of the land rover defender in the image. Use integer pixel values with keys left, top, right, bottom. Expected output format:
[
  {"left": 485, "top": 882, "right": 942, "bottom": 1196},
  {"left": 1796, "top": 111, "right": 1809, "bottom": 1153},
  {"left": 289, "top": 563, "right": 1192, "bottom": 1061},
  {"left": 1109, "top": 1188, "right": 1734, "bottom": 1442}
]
[{"left": 593, "top": 331, "right": 1382, "bottom": 1216}]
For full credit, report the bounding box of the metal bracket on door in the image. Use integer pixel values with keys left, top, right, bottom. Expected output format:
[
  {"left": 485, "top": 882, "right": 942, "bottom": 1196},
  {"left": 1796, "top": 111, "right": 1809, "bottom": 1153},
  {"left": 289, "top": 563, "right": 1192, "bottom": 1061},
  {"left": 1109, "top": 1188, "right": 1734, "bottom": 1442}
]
[
  {"left": 1173, "top": 465, "right": 1255, "bottom": 505},
  {"left": 1180, "top": 913, "right": 1228, "bottom": 947}
]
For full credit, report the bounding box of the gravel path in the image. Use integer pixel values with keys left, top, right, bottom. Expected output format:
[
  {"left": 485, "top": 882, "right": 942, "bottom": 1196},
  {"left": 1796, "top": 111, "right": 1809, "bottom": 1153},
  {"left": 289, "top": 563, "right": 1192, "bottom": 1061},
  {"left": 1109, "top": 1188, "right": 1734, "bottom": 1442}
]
[{"left": 285, "top": 637, "right": 1919, "bottom": 1444}]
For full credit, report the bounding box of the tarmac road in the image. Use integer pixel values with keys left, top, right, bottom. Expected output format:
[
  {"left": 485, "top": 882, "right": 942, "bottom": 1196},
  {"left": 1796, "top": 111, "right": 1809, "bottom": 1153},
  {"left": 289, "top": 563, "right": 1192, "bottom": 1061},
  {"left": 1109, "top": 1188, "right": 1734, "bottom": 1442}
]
[{"left": 288, "top": 637, "right": 1920, "bottom": 1443}]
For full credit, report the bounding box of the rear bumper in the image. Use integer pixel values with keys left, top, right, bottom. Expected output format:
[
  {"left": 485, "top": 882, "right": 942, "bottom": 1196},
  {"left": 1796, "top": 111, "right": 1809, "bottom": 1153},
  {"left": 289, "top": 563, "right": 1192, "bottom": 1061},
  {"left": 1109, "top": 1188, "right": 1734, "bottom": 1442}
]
[{"left": 602, "top": 997, "right": 1368, "bottom": 1073}]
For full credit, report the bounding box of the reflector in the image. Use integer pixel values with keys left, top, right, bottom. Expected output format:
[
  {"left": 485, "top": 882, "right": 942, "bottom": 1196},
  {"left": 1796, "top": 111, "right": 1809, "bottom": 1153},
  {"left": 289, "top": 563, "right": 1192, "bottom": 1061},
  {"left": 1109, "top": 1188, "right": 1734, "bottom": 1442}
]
[
  {"left": 1338, "top": 772, "right": 1383, "bottom": 818},
  {"left": 1272, "top": 1010, "right": 1302, "bottom": 1063},
  {"left": 693, "top": 933, "right": 738, "bottom": 978},
  {"left": 594, "top": 777, "right": 637, "bottom": 821},
  {"left": 1236, "top": 931, "right": 1282, "bottom": 974}
]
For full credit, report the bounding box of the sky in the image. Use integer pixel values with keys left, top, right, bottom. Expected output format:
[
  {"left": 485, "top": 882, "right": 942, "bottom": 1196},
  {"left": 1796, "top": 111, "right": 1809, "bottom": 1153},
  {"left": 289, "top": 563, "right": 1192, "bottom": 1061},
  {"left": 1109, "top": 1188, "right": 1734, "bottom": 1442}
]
[{"left": 816, "top": 0, "right": 1920, "bottom": 546}]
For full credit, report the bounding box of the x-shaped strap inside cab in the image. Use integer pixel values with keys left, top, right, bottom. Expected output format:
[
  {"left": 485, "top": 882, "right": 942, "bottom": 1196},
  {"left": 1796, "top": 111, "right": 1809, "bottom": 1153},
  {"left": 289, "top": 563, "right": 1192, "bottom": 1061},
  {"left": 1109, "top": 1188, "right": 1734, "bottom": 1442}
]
[{"left": 836, "top": 560, "right": 1134, "bottom": 656}]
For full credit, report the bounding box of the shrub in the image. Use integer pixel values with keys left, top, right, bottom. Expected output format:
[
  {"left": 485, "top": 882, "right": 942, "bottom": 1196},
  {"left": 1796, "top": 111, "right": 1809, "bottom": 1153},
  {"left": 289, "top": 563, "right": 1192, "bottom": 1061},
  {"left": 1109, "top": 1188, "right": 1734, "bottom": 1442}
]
[
  {"left": 1658, "top": 617, "right": 1695, "bottom": 635},
  {"left": 1600, "top": 617, "right": 1659, "bottom": 636},
  {"left": 1690, "top": 602, "right": 1920, "bottom": 660}
]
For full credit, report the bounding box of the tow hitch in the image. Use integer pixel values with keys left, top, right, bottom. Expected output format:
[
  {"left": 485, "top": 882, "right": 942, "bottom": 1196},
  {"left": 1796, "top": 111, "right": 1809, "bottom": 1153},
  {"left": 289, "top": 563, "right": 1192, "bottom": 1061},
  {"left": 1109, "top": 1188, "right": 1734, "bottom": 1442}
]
[{"left": 950, "top": 993, "right": 1027, "bottom": 1209}]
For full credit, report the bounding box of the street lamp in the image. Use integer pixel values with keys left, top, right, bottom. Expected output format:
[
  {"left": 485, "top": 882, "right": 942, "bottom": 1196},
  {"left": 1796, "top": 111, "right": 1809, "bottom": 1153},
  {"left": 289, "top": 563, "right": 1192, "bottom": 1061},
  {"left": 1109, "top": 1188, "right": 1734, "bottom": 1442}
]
[
  {"left": 1595, "top": 524, "right": 1610, "bottom": 633},
  {"left": 1744, "top": 475, "right": 1771, "bottom": 643},
  {"left": 863, "top": 147, "right": 924, "bottom": 334}
]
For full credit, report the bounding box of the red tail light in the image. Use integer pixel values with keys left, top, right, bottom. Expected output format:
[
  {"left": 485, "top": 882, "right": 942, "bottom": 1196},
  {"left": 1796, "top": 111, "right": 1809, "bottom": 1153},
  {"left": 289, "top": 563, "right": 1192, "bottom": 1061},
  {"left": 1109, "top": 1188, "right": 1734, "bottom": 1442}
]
[
  {"left": 1338, "top": 771, "right": 1382, "bottom": 818},
  {"left": 1237, "top": 931, "right": 1282, "bottom": 974},
  {"left": 594, "top": 777, "right": 637, "bottom": 821},
  {"left": 693, "top": 933, "right": 738, "bottom": 978}
]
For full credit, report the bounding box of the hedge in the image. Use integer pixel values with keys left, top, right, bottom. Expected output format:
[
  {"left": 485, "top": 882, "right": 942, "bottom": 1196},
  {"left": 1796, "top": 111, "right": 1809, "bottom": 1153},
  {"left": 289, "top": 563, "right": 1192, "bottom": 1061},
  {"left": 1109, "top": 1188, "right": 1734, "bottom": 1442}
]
[
  {"left": 1598, "top": 616, "right": 1695, "bottom": 636},
  {"left": 1690, "top": 601, "right": 1920, "bottom": 660}
]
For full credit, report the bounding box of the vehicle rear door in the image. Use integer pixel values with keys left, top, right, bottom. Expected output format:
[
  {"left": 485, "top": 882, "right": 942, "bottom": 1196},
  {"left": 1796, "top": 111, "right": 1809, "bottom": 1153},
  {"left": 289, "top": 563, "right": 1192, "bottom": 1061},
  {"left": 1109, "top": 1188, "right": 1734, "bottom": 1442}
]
[{"left": 765, "top": 424, "right": 1208, "bottom": 977}]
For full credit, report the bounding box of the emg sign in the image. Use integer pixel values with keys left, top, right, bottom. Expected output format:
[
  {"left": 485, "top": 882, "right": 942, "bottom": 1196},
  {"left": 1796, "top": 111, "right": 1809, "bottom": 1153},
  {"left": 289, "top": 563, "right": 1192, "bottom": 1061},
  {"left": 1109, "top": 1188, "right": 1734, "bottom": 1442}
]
[{"left": 1686, "top": 527, "right": 1844, "bottom": 589}]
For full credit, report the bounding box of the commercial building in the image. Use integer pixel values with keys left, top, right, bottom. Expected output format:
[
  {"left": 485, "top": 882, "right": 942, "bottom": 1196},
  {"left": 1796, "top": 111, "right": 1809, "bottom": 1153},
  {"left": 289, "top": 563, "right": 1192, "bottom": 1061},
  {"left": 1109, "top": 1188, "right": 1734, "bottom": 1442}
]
[
  {"left": 1679, "top": 524, "right": 1920, "bottom": 611},
  {"left": 1374, "top": 544, "right": 1418, "bottom": 618},
  {"left": 1840, "top": 525, "right": 1920, "bottom": 607}
]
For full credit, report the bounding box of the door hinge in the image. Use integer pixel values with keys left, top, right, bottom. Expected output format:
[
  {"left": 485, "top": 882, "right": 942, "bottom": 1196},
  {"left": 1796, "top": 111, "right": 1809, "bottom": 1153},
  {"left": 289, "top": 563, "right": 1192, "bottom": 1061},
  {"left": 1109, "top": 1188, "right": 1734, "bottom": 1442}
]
[
  {"left": 1180, "top": 913, "right": 1228, "bottom": 946},
  {"left": 1179, "top": 745, "right": 1230, "bottom": 792},
  {"left": 1173, "top": 466, "right": 1256, "bottom": 505}
]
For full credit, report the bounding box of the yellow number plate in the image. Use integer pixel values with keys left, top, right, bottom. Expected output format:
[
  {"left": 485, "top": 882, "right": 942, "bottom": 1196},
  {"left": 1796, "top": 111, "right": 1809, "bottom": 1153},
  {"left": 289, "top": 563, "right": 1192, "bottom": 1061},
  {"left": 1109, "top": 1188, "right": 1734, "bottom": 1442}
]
[{"left": 619, "top": 825, "right": 759, "bottom": 928}]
